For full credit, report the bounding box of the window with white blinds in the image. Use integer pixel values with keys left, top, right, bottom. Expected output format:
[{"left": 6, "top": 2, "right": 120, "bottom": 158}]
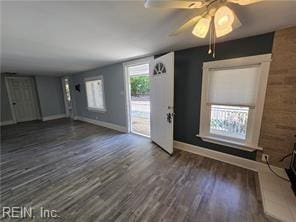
[
  {"left": 208, "top": 66, "right": 260, "bottom": 107},
  {"left": 85, "top": 76, "right": 106, "bottom": 111},
  {"left": 199, "top": 54, "right": 271, "bottom": 151}
]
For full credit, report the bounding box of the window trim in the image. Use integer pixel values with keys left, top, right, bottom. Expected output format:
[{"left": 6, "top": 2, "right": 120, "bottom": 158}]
[
  {"left": 198, "top": 54, "right": 272, "bottom": 151},
  {"left": 84, "top": 75, "right": 106, "bottom": 113}
]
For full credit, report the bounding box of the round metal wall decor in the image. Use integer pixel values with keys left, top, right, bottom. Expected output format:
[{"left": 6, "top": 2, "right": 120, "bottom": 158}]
[{"left": 153, "top": 62, "right": 166, "bottom": 75}]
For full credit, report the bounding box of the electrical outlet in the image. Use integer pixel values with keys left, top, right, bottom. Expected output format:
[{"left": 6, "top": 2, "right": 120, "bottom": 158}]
[{"left": 262, "top": 154, "right": 269, "bottom": 162}]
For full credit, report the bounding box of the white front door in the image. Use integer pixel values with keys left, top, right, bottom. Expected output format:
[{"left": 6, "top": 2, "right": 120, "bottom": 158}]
[
  {"left": 6, "top": 77, "right": 40, "bottom": 123},
  {"left": 150, "top": 52, "right": 174, "bottom": 154}
]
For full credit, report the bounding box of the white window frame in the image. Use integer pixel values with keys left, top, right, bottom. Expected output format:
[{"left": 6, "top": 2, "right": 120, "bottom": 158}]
[
  {"left": 198, "top": 54, "right": 272, "bottom": 151},
  {"left": 84, "top": 75, "right": 106, "bottom": 112}
]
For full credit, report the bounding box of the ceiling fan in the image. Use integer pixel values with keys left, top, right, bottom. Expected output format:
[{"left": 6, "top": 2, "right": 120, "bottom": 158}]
[{"left": 145, "top": 0, "right": 263, "bottom": 57}]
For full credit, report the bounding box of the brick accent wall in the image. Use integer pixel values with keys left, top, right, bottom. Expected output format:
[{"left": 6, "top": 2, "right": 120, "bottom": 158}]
[{"left": 258, "top": 27, "right": 296, "bottom": 167}]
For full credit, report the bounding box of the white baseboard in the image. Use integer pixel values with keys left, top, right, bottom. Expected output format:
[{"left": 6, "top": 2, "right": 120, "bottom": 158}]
[
  {"left": 75, "top": 116, "right": 127, "bottom": 133},
  {"left": 0, "top": 120, "right": 15, "bottom": 126},
  {"left": 42, "top": 114, "right": 66, "bottom": 121},
  {"left": 174, "top": 140, "right": 287, "bottom": 176}
]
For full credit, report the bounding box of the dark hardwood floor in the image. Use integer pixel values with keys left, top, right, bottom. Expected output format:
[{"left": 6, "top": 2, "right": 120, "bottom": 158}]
[{"left": 1, "top": 119, "right": 276, "bottom": 222}]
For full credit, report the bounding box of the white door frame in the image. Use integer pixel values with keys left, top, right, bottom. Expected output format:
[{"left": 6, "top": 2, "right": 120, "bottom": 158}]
[
  {"left": 123, "top": 56, "right": 153, "bottom": 134},
  {"left": 5, "top": 76, "right": 40, "bottom": 123}
]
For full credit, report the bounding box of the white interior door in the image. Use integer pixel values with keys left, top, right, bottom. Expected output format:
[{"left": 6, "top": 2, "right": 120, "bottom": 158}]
[
  {"left": 6, "top": 77, "right": 40, "bottom": 123},
  {"left": 150, "top": 52, "right": 174, "bottom": 154}
]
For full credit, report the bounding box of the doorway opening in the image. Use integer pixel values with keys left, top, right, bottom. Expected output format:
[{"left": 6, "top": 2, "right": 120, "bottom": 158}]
[{"left": 126, "top": 61, "right": 151, "bottom": 137}]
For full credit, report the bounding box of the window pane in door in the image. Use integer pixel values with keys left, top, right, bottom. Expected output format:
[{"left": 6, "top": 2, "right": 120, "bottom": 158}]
[
  {"left": 210, "top": 105, "right": 249, "bottom": 140},
  {"left": 64, "top": 79, "right": 71, "bottom": 102}
]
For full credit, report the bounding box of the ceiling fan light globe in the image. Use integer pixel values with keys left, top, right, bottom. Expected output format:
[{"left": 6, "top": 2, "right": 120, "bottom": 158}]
[
  {"left": 214, "top": 6, "right": 235, "bottom": 30},
  {"left": 192, "top": 17, "right": 211, "bottom": 38},
  {"left": 216, "top": 26, "right": 233, "bottom": 38},
  {"left": 217, "top": 15, "right": 230, "bottom": 26},
  {"left": 214, "top": 6, "right": 239, "bottom": 38}
]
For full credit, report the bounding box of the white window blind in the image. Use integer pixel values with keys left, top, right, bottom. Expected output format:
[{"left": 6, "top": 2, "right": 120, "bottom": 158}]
[
  {"left": 207, "top": 66, "right": 260, "bottom": 107},
  {"left": 85, "top": 78, "right": 105, "bottom": 111}
]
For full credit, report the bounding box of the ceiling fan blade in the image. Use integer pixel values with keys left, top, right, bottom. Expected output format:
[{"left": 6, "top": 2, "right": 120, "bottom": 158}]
[
  {"left": 227, "top": 0, "right": 264, "bottom": 6},
  {"left": 144, "top": 0, "right": 206, "bottom": 9},
  {"left": 170, "top": 15, "right": 203, "bottom": 36}
]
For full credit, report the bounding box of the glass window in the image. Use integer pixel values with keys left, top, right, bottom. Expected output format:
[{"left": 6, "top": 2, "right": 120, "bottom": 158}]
[
  {"left": 85, "top": 77, "right": 106, "bottom": 111},
  {"left": 199, "top": 54, "right": 272, "bottom": 150},
  {"left": 210, "top": 105, "right": 249, "bottom": 140}
]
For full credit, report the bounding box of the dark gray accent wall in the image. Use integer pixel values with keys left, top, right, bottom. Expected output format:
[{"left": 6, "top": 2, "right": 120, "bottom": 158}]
[
  {"left": 1, "top": 74, "right": 13, "bottom": 122},
  {"left": 174, "top": 33, "right": 274, "bottom": 160},
  {"left": 71, "top": 63, "right": 127, "bottom": 127},
  {"left": 35, "top": 76, "right": 65, "bottom": 117}
]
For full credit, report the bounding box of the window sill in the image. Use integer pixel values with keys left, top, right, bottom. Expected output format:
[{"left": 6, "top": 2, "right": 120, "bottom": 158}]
[
  {"left": 196, "top": 134, "right": 263, "bottom": 152},
  {"left": 87, "top": 107, "right": 106, "bottom": 113}
]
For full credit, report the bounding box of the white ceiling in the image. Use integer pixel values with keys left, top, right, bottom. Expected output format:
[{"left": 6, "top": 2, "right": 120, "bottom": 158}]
[{"left": 1, "top": 1, "right": 296, "bottom": 76}]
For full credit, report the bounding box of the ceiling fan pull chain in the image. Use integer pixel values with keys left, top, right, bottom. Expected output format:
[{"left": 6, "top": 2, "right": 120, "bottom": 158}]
[
  {"left": 208, "top": 19, "right": 213, "bottom": 54},
  {"left": 208, "top": 21, "right": 212, "bottom": 54},
  {"left": 213, "top": 22, "right": 216, "bottom": 58}
]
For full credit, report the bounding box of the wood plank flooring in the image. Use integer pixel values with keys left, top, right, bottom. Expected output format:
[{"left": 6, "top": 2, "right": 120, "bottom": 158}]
[{"left": 1, "top": 119, "right": 276, "bottom": 222}]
